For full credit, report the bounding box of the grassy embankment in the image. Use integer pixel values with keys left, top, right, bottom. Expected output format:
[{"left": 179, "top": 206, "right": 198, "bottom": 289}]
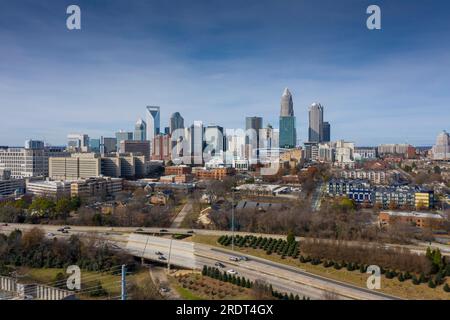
[{"left": 188, "top": 234, "right": 450, "bottom": 300}]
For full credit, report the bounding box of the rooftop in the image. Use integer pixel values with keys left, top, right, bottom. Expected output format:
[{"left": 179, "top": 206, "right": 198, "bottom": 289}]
[{"left": 381, "top": 211, "right": 444, "bottom": 219}]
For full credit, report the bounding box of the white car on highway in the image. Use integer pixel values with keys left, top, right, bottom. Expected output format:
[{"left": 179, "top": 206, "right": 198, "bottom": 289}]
[{"left": 226, "top": 269, "right": 238, "bottom": 275}]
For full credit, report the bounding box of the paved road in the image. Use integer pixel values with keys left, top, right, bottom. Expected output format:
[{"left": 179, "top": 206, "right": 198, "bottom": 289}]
[
  {"left": 311, "top": 182, "right": 324, "bottom": 211},
  {"left": 171, "top": 200, "right": 193, "bottom": 228},
  {"left": 122, "top": 233, "right": 397, "bottom": 300},
  {"left": 0, "top": 223, "right": 448, "bottom": 300},
  {"left": 1, "top": 223, "right": 449, "bottom": 256}
]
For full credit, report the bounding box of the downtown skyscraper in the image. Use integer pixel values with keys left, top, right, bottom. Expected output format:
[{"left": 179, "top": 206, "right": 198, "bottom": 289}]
[
  {"left": 279, "top": 88, "right": 296, "bottom": 149},
  {"left": 134, "top": 118, "right": 147, "bottom": 141},
  {"left": 308, "top": 103, "right": 324, "bottom": 143},
  {"left": 308, "top": 103, "right": 331, "bottom": 143},
  {"left": 169, "top": 112, "right": 184, "bottom": 134},
  {"left": 146, "top": 106, "right": 161, "bottom": 144}
]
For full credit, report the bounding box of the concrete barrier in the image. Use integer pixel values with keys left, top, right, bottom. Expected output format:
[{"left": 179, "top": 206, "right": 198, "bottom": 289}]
[
  {"left": 0, "top": 276, "right": 17, "bottom": 292},
  {"left": 0, "top": 276, "right": 75, "bottom": 300}
]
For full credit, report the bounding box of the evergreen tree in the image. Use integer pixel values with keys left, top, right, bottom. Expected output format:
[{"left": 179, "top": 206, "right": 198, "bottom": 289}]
[
  {"left": 426, "top": 247, "right": 432, "bottom": 260},
  {"left": 444, "top": 283, "right": 450, "bottom": 292},
  {"left": 286, "top": 230, "right": 295, "bottom": 244},
  {"left": 419, "top": 272, "right": 426, "bottom": 284},
  {"left": 432, "top": 249, "right": 443, "bottom": 270},
  {"left": 434, "top": 272, "right": 444, "bottom": 285},
  {"left": 202, "top": 265, "right": 207, "bottom": 276},
  {"left": 428, "top": 279, "right": 436, "bottom": 289}
]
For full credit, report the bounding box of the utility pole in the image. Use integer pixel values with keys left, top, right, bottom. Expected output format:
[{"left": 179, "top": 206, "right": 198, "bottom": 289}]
[
  {"left": 167, "top": 238, "right": 173, "bottom": 273},
  {"left": 121, "top": 264, "right": 127, "bottom": 301},
  {"left": 231, "top": 188, "right": 235, "bottom": 251},
  {"left": 141, "top": 235, "right": 150, "bottom": 266}
]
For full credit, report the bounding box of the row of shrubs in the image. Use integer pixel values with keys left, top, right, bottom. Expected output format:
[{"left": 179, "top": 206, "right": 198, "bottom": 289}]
[
  {"left": 218, "top": 235, "right": 299, "bottom": 258},
  {"left": 298, "top": 255, "right": 450, "bottom": 292},
  {"left": 201, "top": 266, "right": 308, "bottom": 300},
  {"left": 202, "top": 266, "right": 252, "bottom": 288}
]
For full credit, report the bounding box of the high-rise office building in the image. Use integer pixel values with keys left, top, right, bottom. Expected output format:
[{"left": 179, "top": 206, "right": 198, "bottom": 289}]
[
  {"left": 115, "top": 131, "right": 133, "bottom": 149},
  {"left": 67, "top": 133, "right": 90, "bottom": 152},
  {"left": 245, "top": 116, "right": 263, "bottom": 161},
  {"left": 322, "top": 122, "right": 331, "bottom": 143},
  {"left": 120, "top": 140, "right": 151, "bottom": 161},
  {"left": 0, "top": 168, "right": 25, "bottom": 198},
  {"left": 151, "top": 134, "right": 171, "bottom": 161},
  {"left": 49, "top": 153, "right": 146, "bottom": 180},
  {"left": 279, "top": 88, "right": 296, "bottom": 149},
  {"left": 308, "top": 103, "right": 324, "bottom": 143},
  {"left": 134, "top": 118, "right": 147, "bottom": 141},
  {"left": 432, "top": 130, "right": 450, "bottom": 160},
  {"left": 0, "top": 141, "right": 68, "bottom": 179},
  {"left": 100, "top": 137, "right": 117, "bottom": 154},
  {"left": 187, "top": 121, "right": 204, "bottom": 165},
  {"left": 25, "top": 140, "right": 45, "bottom": 150},
  {"left": 204, "top": 125, "right": 224, "bottom": 160},
  {"left": 89, "top": 139, "right": 101, "bottom": 153},
  {"left": 170, "top": 112, "right": 184, "bottom": 134},
  {"left": 146, "top": 106, "right": 161, "bottom": 146}
]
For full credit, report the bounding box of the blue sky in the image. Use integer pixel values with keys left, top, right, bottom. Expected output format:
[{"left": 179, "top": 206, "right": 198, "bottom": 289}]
[{"left": 0, "top": 0, "right": 449, "bottom": 146}]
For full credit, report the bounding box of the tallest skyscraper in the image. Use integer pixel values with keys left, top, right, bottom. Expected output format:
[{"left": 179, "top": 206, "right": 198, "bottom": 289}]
[{"left": 279, "top": 88, "right": 296, "bottom": 148}]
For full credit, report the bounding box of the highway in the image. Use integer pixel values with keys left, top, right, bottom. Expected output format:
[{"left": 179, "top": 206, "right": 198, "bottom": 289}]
[
  {"left": 1, "top": 223, "right": 449, "bottom": 255},
  {"left": 124, "top": 233, "right": 397, "bottom": 300},
  {"left": 0, "top": 224, "right": 404, "bottom": 300}
]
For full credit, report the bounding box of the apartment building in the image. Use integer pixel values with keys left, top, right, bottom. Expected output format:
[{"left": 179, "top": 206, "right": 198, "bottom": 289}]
[{"left": 340, "top": 170, "right": 391, "bottom": 185}]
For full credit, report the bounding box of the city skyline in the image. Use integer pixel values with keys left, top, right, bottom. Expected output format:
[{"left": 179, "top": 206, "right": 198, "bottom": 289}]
[{"left": 1, "top": 1, "right": 450, "bottom": 146}]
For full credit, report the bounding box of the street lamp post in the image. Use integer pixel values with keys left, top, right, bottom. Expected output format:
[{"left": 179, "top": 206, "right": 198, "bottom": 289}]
[{"left": 167, "top": 238, "right": 173, "bottom": 273}]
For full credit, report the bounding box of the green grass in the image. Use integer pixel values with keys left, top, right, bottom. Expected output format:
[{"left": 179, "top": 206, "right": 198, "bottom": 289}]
[{"left": 18, "top": 267, "right": 148, "bottom": 299}]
